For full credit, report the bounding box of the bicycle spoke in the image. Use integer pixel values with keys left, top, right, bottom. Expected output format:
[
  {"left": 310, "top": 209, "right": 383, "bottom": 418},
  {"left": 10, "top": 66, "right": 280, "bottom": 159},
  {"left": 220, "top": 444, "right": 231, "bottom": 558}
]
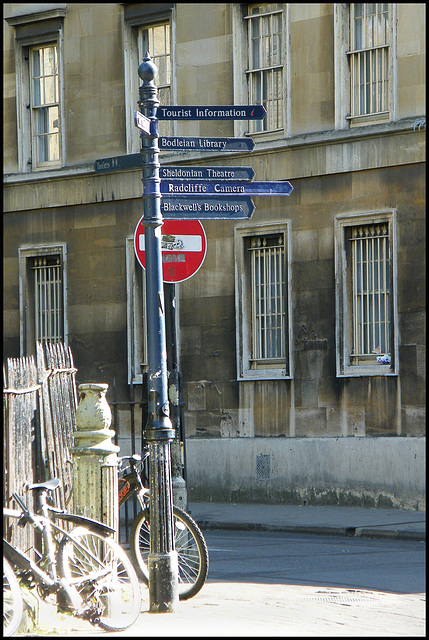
[
  {"left": 3, "top": 558, "right": 24, "bottom": 637},
  {"left": 58, "top": 528, "right": 140, "bottom": 631}
]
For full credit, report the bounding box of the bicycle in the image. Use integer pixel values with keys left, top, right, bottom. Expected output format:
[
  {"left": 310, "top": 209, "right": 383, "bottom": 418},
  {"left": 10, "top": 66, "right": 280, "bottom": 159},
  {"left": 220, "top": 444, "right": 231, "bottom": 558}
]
[
  {"left": 3, "top": 478, "right": 141, "bottom": 634},
  {"left": 118, "top": 447, "right": 209, "bottom": 600}
]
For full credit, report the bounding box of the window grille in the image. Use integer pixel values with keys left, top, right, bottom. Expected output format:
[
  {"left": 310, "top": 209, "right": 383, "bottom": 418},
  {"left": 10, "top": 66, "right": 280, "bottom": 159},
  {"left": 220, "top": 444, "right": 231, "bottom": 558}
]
[
  {"left": 348, "top": 3, "right": 390, "bottom": 121},
  {"left": 349, "top": 223, "right": 390, "bottom": 362},
  {"left": 249, "top": 234, "right": 285, "bottom": 363},
  {"left": 245, "top": 4, "right": 283, "bottom": 133},
  {"left": 31, "top": 255, "right": 63, "bottom": 343},
  {"left": 30, "top": 44, "right": 60, "bottom": 165},
  {"left": 256, "top": 454, "right": 271, "bottom": 480}
]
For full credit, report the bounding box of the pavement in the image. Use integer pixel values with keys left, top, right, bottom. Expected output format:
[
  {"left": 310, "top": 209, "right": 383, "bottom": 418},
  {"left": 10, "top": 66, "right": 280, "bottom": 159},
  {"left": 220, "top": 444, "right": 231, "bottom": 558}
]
[
  {"left": 189, "top": 501, "right": 426, "bottom": 541},
  {"left": 15, "top": 502, "right": 425, "bottom": 637}
]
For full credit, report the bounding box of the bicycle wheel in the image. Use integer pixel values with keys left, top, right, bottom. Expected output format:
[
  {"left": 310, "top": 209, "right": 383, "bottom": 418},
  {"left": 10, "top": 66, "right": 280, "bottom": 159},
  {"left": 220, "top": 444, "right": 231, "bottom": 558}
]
[
  {"left": 130, "top": 506, "right": 208, "bottom": 600},
  {"left": 3, "top": 558, "right": 24, "bottom": 637},
  {"left": 58, "top": 527, "right": 141, "bottom": 632}
]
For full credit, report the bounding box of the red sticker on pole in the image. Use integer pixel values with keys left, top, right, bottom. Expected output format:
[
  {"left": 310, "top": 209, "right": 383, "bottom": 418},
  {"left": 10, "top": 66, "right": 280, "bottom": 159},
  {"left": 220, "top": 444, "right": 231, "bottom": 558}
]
[{"left": 134, "top": 218, "right": 207, "bottom": 283}]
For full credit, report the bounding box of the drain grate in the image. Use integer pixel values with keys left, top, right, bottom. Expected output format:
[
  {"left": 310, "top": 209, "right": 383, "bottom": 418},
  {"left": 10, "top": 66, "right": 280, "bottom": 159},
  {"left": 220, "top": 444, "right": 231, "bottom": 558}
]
[
  {"left": 256, "top": 454, "right": 271, "bottom": 479},
  {"left": 305, "top": 595, "right": 376, "bottom": 605}
]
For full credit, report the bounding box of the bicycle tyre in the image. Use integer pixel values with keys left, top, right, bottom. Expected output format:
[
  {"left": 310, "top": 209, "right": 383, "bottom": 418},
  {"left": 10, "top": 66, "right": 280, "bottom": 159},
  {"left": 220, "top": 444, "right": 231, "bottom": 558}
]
[
  {"left": 130, "top": 506, "right": 208, "bottom": 600},
  {"left": 58, "top": 527, "right": 141, "bottom": 631},
  {"left": 3, "top": 557, "right": 24, "bottom": 637}
]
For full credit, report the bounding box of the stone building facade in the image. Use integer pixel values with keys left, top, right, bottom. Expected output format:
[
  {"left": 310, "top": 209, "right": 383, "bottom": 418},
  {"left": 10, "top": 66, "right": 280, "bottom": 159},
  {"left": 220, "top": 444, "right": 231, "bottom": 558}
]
[{"left": 3, "top": 3, "right": 425, "bottom": 508}]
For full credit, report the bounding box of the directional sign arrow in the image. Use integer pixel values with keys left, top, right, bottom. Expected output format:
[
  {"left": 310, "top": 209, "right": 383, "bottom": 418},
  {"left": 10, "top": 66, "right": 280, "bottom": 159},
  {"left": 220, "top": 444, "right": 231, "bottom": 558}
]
[
  {"left": 159, "top": 136, "right": 254, "bottom": 152},
  {"left": 159, "top": 166, "right": 255, "bottom": 181},
  {"left": 156, "top": 105, "right": 266, "bottom": 120},
  {"left": 160, "top": 196, "right": 255, "bottom": 220},
  {"left": 160, "top": 180, "right": 294, "bottom": 197}
]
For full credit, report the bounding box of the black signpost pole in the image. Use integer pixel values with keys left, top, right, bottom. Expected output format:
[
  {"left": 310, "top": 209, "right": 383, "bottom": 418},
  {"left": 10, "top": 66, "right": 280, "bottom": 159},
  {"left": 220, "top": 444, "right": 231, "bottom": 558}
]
[
  {"left": 138, "top": 52, "right": 178, "bottom": 613},
  {"left": 95, "top": 62, "right": 293, "bottom": 614}
]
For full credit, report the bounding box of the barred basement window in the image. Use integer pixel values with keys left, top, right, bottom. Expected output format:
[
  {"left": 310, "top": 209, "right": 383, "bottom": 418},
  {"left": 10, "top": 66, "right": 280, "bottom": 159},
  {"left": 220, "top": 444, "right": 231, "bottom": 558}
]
[
  {"left": 335, "top": 212, "right": 398, "bottom": 377},
  {"left": 349, "top": 223, "right": 390, "bottom": 364},
  {"left": 31, "top": 255, "right": 63, "bottom": 343},
  {"left": 245, "top": 3, "right": 284, "bottom": 133},
  {"left": 19, "top": 245, "right": 67, "bottom": 355},
  {"left": 249, "top": 233, "right": 286, "bottom": 365},
  {"left": 235, "top": 224, "right": 291, "bottom": 380}
]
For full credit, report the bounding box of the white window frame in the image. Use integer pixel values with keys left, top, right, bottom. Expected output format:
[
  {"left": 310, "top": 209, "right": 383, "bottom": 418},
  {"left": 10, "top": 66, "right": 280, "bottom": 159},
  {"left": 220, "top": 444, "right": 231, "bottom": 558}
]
[
  {"left": 29, "top": 43, "right": 61, "bottom": 169},
  {"left": 18, "top": 244, "right": 68, "bottom": 356},
  {"left": 334, "top": 3, "right": 397, "bottom": 130},
  {"left": 235, "top": 222, "right": 293, "bottom": 381},
  {"left": 335, "top": 211, "right": 399, "bottom": 377},
  {"left": 232, "top": 3, "right": 290, "bottom": 140},
  {"left": 126, "top": 238, "right": 148, "bottom": 385},
  {"left": 123, "top": 9, "right": 176, "bottom": 155}
]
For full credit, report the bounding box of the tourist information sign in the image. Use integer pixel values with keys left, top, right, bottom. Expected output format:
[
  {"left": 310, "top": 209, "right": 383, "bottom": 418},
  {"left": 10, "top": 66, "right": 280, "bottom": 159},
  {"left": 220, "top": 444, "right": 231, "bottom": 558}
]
[
  {"left": 160, "top": 196, "right": 255, "bottom": 220},
  {"left": 160, "top": 179, "right": 293, "bottom": 197},
  {"left": 156, "top": 105, "right": 266, "bottom": 120},
  {"left": 159, "top": 136, "right": 254, "bottom": 152},
  {"left": 159, "top": 166, "right": 255, "bottom": 181},
  {"left": 135, "top": 218, "right": 207, "bottom": 283}
]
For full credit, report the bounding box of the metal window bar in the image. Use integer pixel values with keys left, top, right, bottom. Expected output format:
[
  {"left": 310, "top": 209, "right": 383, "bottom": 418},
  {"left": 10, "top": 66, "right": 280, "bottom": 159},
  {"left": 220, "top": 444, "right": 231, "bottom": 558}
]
[
  {"left": 350, "top": 46, "right": 389, "bottom": 117},
  {"left": 351, "top": 224, "right": 390, "bottom": 359},
  {"left": 32, "top": 256, "right": 63, "bottom": 343},
  {"left": 246, "top": 5, "right": 283, "bottom": 133},
  {"left": 249, "top": 235, "right": 285, "bottom": 362},
  {"left": 348, "top": 3, "right": 389, "bottom": 118}
]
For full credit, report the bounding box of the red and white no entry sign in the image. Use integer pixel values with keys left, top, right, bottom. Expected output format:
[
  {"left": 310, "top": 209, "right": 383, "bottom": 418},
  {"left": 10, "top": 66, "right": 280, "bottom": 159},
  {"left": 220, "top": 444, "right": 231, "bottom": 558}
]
[{"left": 134, "top": 218, "right": 207, "bottom": 283}]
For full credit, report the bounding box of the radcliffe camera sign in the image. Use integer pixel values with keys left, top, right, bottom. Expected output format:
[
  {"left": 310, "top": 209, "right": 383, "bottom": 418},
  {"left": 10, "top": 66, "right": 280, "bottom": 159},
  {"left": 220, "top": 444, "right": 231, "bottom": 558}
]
[{"left": 159, "top": 180, "right": 294, "bottom": 197}]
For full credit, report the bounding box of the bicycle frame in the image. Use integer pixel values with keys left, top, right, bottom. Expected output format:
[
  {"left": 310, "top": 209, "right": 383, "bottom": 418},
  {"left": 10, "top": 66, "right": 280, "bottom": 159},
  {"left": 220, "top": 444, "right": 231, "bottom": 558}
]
[
  {"left": 118, "top": 453, "right": 150, "bottom": 511},
  {"left": 4, "top": 514, "right": 81, "bottom": 610},
  {"left": 4, "top": 491, "right": 116, "bottom": 611}
]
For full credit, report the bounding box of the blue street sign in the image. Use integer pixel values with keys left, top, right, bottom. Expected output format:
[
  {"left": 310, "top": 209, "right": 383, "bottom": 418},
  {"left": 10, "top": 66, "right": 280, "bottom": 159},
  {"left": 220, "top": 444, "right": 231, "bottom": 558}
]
[
  {"left": 95, "top": 153, "right": 143, "bottom": 172},
  {"left": 161, "top": 196, "right": 255, "bottom": 220},
  {"left": 159, "top": 166, "right": 255, "bottom": 181},
  {"left": 156, "top": 105, "right": 266, "bottom": 120},
  {"left": 160, "top": 180, "right": 294, "bottom": 197},
  {"left": 159, "top": 136, "right": 254, "bottom": 152}
]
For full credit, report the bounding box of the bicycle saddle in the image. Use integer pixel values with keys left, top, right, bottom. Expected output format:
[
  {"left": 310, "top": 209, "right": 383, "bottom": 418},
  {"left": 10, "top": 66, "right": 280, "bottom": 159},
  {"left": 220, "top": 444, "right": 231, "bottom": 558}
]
[
  {"left": 119, "top": 454, "right": 141, "bottom": 463},
  {"left": 27, "top": 478, "right": 61, "bottom": 492}
]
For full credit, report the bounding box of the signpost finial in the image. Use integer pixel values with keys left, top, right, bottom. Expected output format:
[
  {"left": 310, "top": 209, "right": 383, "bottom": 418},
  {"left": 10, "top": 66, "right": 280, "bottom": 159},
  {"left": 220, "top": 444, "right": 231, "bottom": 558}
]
[{"left": 138, "top": 51, "right": 158, "bottom": 83}]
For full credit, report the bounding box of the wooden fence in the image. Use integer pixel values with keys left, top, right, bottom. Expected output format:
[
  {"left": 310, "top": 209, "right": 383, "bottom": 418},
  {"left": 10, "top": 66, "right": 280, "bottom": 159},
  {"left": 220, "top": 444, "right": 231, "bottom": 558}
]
[
  {"left": 3, "top": 356, "right": 39, "bottom": 554},
  {"left": 36, "top": 341, "right": 77, "bottom": 510},
  {"left": 3, "top": 342, "right": 77, "bottom": 550}
]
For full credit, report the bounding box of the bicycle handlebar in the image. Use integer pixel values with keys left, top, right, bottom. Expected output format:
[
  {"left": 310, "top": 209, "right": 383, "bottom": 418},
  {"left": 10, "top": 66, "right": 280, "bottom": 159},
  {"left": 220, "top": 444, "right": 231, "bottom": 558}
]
[{"left": 118, "top": 451, "right": 150, "bottom": 467}]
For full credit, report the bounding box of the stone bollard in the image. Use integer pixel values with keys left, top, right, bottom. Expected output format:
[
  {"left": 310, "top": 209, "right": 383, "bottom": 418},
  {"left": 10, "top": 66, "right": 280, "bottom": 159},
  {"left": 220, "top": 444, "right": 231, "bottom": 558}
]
[{"left": 71, "top": 383, "right": 120, "bottom": 539}]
